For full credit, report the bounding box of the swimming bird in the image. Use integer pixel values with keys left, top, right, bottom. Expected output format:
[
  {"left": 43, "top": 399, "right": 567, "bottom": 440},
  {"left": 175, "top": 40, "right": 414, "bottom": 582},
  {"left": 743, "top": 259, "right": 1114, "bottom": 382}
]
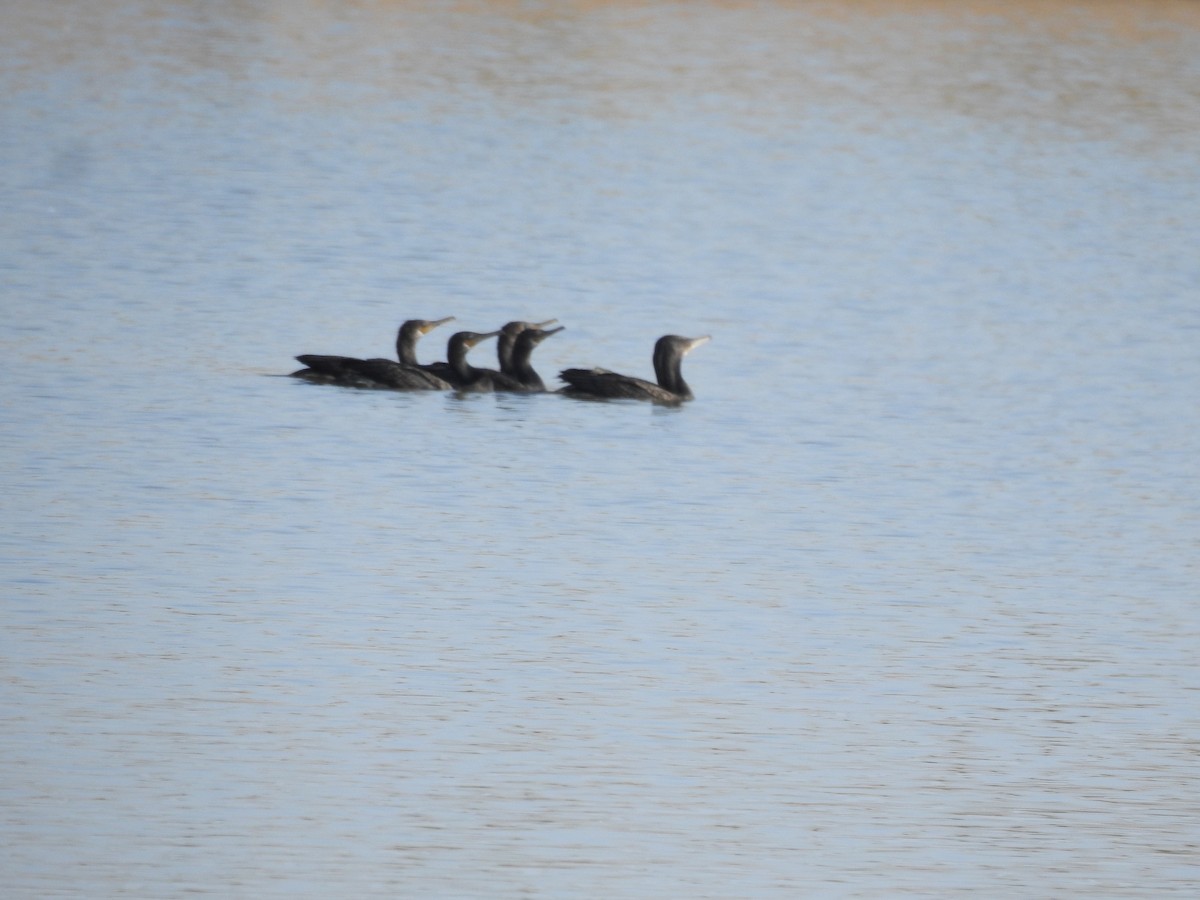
[
  {"left": 558, "top": 334, "right": 711, "bottom": 404},
  {"left": 291, "top": 317, "right": 455, "bottom": 390},
  {"left": 438, "top": 330, "right": 502, "bottom": 390},
  {"left": 497, "top": 319, "right": 557, "bottom": 377},
  {"left": 495, "top": 325, "right": 565, "bottom": 392},
  {"left": 421, "top": 319, "right": 560, "bottom": 387},
  {"left": 396, "top": 316, "right": 456, "bottom": 366}
]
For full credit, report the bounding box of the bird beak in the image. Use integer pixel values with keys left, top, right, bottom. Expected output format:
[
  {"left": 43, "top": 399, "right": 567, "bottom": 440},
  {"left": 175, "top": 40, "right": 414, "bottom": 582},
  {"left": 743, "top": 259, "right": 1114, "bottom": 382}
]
[
  {"left": 534, "top": 319, "right": 558, "bottom": 328},
  {"left": 684, "top": 335, "right": 711, "bottom": 354},
  {"left": 466, "top": 330, "right": 501, "bottom": 347},
  {"left": 422, "top": 316, "right": 455, "bottom": 333}
]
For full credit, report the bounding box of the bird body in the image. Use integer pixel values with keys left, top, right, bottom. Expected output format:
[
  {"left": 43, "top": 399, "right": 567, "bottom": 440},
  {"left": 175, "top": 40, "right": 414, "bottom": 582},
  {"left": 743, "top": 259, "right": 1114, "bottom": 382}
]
[
  {"left": 495, "top": 325, "right": 564, "bottom": 392},
  {"left": 439, "top": 330, "right": 502, "bottom": 390},
  {"left": 294, "top": 355, "right": 452, "bottom": 390},
  {"left": 290, "top": 320, "right": 709, "bottom": 404},
  {"left": 291, "top": 317, "right": 455, "bottom": 390},
  {"left": 497, "top": 319, "right": 557, "bottom": 376},
  {"left": 559, "top": 334, "right": 710, "bottom": 404},
  {"left": 440, "top": 323, "right": 563, "bottom": 392}
]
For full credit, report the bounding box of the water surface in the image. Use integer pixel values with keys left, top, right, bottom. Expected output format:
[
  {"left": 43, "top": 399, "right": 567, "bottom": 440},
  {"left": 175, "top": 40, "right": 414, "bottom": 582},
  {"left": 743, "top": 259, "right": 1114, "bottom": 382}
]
[{"left": 2, "top": 1, "right": 1199, "bottom": 896}]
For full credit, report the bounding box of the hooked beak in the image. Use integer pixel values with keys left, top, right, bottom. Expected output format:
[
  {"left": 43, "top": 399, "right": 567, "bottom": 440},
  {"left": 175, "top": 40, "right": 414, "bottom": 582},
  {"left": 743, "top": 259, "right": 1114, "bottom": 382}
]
[
  {"left": 421, "top": 316, "right": 455, "bottom": 334},
  {"left": 465, "top": 330, "right": 501, "bottom": 348}
]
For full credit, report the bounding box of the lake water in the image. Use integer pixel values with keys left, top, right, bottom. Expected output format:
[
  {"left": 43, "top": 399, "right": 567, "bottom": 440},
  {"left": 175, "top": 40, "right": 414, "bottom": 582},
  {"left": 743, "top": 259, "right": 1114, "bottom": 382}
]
[{"left": 3, "top": 0, "right": 1199, "bottom": 896}]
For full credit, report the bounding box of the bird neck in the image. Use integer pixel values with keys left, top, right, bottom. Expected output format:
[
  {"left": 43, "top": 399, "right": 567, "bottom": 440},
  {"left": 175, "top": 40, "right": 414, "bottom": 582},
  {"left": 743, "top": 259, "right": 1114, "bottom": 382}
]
[
  {"left": 448, "top": 344, "right": 479, "bottom": 382},
  {"left": 510, "top": 354, "right": 544, "bottom": 390},
  {"left": 497, "top": 336, "right": 518, "bottom": 375},
  {"left": 396, "top": 330, "right": 420, "bottom": 366},
  {"left": 653, "top": 352, "right": 684, "bottom": 397}
]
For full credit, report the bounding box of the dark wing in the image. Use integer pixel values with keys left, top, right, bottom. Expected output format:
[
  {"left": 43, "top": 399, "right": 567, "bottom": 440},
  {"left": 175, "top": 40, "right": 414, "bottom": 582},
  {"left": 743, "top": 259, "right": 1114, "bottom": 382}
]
[
  {"left": 355, "top": 359, "right": 452, "bottom": 390},
  {"left": 448, "top": 368, "right": 532, "bottom": 393},
  {"left": 292, "top": 355, "right": 450, "bottom": 390},
  {"left": 292, "top": 355, "right": 378, "bottom": 388},
  {"left": 419, "top": 361, "right": 460, "bottom": 387},
  {"left": 486, "top": 370, "right": 539, "bottom": 393},
  {"left": 558, "top": 368, "right": 680, "bottom": 403}
]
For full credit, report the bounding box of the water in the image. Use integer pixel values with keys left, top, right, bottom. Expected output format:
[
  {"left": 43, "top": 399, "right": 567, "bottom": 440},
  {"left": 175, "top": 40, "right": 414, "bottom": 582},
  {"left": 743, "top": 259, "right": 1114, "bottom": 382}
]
[{"left": 3, "top": 1, "right": 1199, "bottom": 895}]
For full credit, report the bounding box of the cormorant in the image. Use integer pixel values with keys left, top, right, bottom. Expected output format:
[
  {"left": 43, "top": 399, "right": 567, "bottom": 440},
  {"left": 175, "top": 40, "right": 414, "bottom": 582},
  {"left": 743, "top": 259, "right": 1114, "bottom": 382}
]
[
  {"left": 497, "top": 319, "right": 557, "bottom": 377},
  {"left": 419, "top": 319, "right": 559, "bottom": 387},
  {"left": 291, "top": 317, "right": 455, "bottom": 390},
  {"left": 439, "top": 330, "right": 502, "bottom": 390},
  {"left": 558, "top": 334, "right": 711, "bottom": 404},
  {"left": 495, "top": 325, "right": 565, "bottom": 392}
]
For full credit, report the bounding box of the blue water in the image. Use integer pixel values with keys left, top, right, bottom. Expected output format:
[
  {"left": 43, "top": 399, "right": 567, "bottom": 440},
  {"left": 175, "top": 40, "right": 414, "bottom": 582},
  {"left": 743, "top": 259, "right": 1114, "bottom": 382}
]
[{"left": 3, "top": 1, "right": 1199, "bottom": 896}]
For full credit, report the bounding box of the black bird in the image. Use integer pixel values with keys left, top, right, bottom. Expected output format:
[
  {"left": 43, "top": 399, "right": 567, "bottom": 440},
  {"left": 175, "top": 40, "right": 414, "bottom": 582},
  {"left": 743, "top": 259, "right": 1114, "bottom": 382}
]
[
  {"left": 497, "top": 319, "right": 557, "bottom": 377},
  {"left": 422, "top": 319, "right": 560, "bottom": 387},
  {"left": 495, "top": 325, "right": 565, "bottom": 392},
  {"left": 292, "top": 317, "right": 455, "bottom": 390},
  {"left": 439, "top": 330, "right": 502, "bottom": 390},
  {"left": 559, "top": 334, "right": 711, "bottom": 404}
]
